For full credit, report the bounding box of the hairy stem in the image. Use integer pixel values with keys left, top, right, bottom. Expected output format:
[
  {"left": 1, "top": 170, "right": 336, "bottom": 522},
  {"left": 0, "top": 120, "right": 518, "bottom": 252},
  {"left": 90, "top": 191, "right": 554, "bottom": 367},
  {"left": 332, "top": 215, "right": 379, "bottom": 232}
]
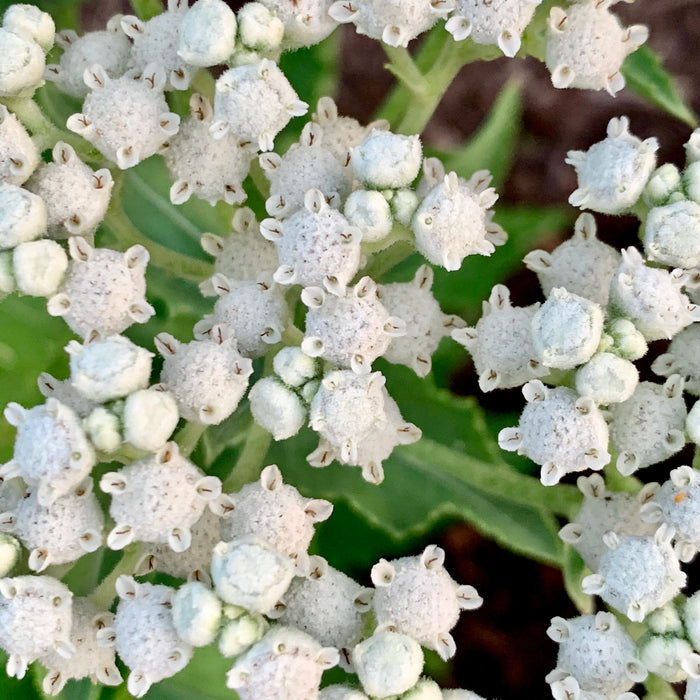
[
  {"left": 89, "top": 544, "right": 143, "bottom": 610},
  {"left": 103, "top": 178, "right": 212, "bottom": 281},
  {"left": 223, "top": 419, "right": 272, "bottom": 492},
  {"left": 175, "top": 421, "right": 208, "bottom": 458}
]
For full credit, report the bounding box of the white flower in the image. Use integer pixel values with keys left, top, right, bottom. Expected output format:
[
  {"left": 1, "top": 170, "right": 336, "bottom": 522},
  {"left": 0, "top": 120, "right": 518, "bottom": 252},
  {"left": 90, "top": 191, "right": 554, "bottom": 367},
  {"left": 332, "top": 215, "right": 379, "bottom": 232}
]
[
  {"left": 47, "top": 237, "right": 154, "bottom": 338},
  {"left": 100, "top": 442, "right": 222, "bottom": 552},
  {"left": 211, "top": 59, "right": 307, "bottom": 151},
  {"left": 0, "top": 104, "right": 40, "bottom": 185},
  {"left": 352, "top": 630, "right": 424, "bottom": 698},
  {"left": 155, "top": 323, "right": 253, "bottom": 424},
  {"left": 371, "top": 545, "right": 481, "bottom": 660},
  {"left": 545, "top": 2, "right": 648, "bottom": 95},
  {"left": 67, "top": 64, "right": 179, "bottom": 169},
  {"left": 446, "top": 0, "right": 542, "bottom": 57},
  {"left": 226, "top": 626, "right": 338, "bottom": 700},
  {"left": 546, "top": 612, "right": 646, "bottom": 698},
  {"left": 566, "top": 117, "right": 657, "bottom": 213},
  {"left": 45, "top": 19, "right": 131, "bottom": 99},
  {"left": 498, "top": 381, "right": 610, "bottom": 486},
  {"left": 178, "top": 0, "right": 236, "bottom": 67}
]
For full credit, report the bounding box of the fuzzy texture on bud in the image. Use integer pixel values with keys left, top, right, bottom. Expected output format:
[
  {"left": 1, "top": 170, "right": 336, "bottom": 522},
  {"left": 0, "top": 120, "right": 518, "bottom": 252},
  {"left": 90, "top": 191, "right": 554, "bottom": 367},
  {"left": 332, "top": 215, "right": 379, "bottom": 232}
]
[
  {"left": 575, "top": 352, "right": 639, "bottom": 405},
  {"left": 329, "top": 0, "right": 449, "bottom": 48},
  {"left": 13, "top": 239, "right": 67, "bottom": 297},
  {"left": 545, "top": 3, "right": 648, "bottom": 95},
  {"left": 453, "top": 285, "right": 546, "bottom": 391},
  {"left": 523, "top": 212, "right": 620, "bottom": 308},
  {"left": 644, "top": 199, "right": 700, "bottom": 268},
  {"left": 66, "top": 334, "right": 152, "bottom": 402},
  {"left": 211, "top": 537, "right": 295, "bottom": 613},
  {"left": 156, "top": 323, "right": 253, "bottom": 424},
  {"left": 0, "top": 183, "right": 46, "bottom": 250},
  {"left": 558, "top": 474, "right": 657, "bottom": 571},
  {"left": 45, "top": 20, "right": 131, "bottom": 99},
  {"left": 371, "top": 545, "right": 482, "bottom": 660},
  {"left": 582, "top": 527, "right": 686, "bottom": 622},
  {"left": 565, "top": 116, "right": 657, "bottom": 213},
  {"left": 262, "top": 122, "right": 353, "bottom": 218},
  {"left": 259, "top": 0, "right": 338, "bottom": 48},
  {"left": 379, "top": 265, "right": 465, "bottom": 377},
  {"left": 178, "top": 0, "right": 236, "bottom": 66},
  {"left": 607, "top": 377, "right": 687, "bottom": 475},
  {"left": 249, "top": 377, "right": 307, "bottom": 441},
  {"left": 273, "top": 555, "right": 370, "bottom": 665},
  {"left": 531, "top": 287, "right": 604, "bottom": 370},
  {"left": 7, "top": 480, "right": 103, "bottom": 571},
  {"left": 162, "top": 93, "right": 253, "bottom": 207},
  {"left": 67, "top": 64, "right": 180, "bottom": 169},
  {"left": 352, "top": 630, "right": 424, "bottom": 698},
  {"left": 351, "top": 130, "right": 422, "bottom": 189},
  {"left": 608, "top": 247, "right": 699, "bottom": 341},
  {"left": 0, "top": 576, "right": 74, "bottom": 679},
  {"left": 211, "top": 59, "right": 307, "bottom": 152},
  {"left": 302, "top": 277, "right": 405, "bottom": 374},
  {"left": 653, "top": 324, "right": 700, "bottom": 397},
  {"left": 412, "top": 171, "right": 502, "bottom": 271},
  {"left": 220, "top": 464, "right": 332, "bottom": 564},
  {"left": 107, "top": 577, "right": 192, "bottom": 698},
  {"left": 446, "top": 0, "right": 542, "bottom": 57},
  {"left": 39, "top": 598, "right": 121, "bottom": 695},
  {"left": 121, "top": 0, "right": 191, "bottom": 90},
  {"left": 0, "top": 28, "right": 45, "bottom": 98},
  {"left": 101, "top": 443, "right": 222, "bottom": 553},
  {"left": 261, "top": 188, "right": 362, "bottom": 295},
  {"left": 2, "top": 398, "right": 95, "bottom": 506},
  {"left": 0, "top": 104, "right": 40, "bottom": 185},
  {"left": 197, "top": 275, "right": 288, "bottom": 358},
  {"left": 545, "top": 612, "right": 647, "bottom": 698},
  {"left": 172, "top": 581, "right": 222, "bottom": 647},
  {"left": 47, "top": 237, "right": 154, "bottom": 338},
  {"left": 122, "top": 387, "right": 179, "bottom": 451},
  {"left": 226, "top": 626, "right": 339, "bottom": 700},
  {"left": 25, "top": 142, "right": 113, "bottom": 240},
  {"left": 498, "top": 381, "right": 610, "bottom": 486}
]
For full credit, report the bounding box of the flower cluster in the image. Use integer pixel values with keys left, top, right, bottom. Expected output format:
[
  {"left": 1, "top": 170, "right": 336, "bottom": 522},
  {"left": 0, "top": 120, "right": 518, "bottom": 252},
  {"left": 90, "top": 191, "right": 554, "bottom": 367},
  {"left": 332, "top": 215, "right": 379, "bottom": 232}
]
[{"left": 0, "top": 0, "right": 665, "bottom": 698}]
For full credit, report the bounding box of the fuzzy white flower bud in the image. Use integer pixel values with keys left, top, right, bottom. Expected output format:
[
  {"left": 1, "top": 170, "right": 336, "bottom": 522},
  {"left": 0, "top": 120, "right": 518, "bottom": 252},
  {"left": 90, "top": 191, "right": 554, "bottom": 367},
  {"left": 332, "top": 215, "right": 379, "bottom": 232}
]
[
  {"left": 352, "top": 630, "right": 424, "bottom": 699},
  {"left": 122, "top": 387, "right": 179, "bottom": 452},
  {"left": 351, "top": 130, "right": 422, "bottom": 189},
  {"left": 0, "top": 183, "right": 46, "bottom": 249},
  {"left": 237, "top": 3, "right": 284, "bottom": 52},
  {"left": 83, "top": 406, "right": 121, "bottom": 453},
  {"left": 344, "top": 189, "right": 393, "bottom": 242},
  {"left": 13, "top": 239, "right": 67, "bottom": 297},
  {"left": 211, "top": 537, "right": 295, "bottom": 613},
  {"left": 575, "top": 352, "right": 639, "bottom": 405},
  {"left": 0, "top": 533, "right": 20, "bottom": 577},
  {"left": 178, "top": 0, "right": 236, "bottom": 66},
  {"left": 273, "top": 346, "right": 319, "bottom": 387},
  {"left": 172, "top": 581, "right": 222, "bottom": 647},
  {"left": 0, "top": 28, "right": 45, "bottom": 97},
  {"left": 0, "top": 104, "right": 40, "bottom": 185},
  {"left": 644, "top": 164, "right": 682, "bottom": 206},
  {"left": 3, "top": 4, "right": 54, "bottom": 50},
  {"left": 249, "top": 377, "right": 307, "bottom": 441}
]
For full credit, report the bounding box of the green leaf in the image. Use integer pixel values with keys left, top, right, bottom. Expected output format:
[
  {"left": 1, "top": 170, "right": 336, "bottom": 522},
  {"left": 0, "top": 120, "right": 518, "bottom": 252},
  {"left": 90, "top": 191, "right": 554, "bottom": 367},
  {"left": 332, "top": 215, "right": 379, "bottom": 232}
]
[
  {"left": 0, "top": 295, "right": 73, "bottom": 461},
  {"left": 562, "top": 545, "right": 594, "bottom": 615},
  {"left": 0, "top": 653, "right": 43, "bottom": 700},
  {"left": 269, "top": 374, "right": 578, "bottom": 567},
  {"left": 622, "top": 46, "right": 698, "bottom": 128},
  {"left": 433, "top": 79, "right": 523, "bottom": 188},
  {"left": 145, "top": 646, "right": 235, "bottom": 700}
]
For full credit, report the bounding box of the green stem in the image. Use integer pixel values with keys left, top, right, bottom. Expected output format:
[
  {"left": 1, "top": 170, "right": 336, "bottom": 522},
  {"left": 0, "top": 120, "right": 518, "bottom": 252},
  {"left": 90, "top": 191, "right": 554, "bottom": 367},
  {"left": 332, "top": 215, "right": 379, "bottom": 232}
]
[
  {"left": 102, "top": 193, "right": 212, "bottom": 282},
  {"left": 174, "top": 421, "right": 208, "bottom": 458},
  {"left": 643, "top": 674, "right": 680, "bottom": 700},
  {"left": 361, "top": 237, "right": 416, "bottom": 281},
  {"left": 376, "top": 32, "right": 501, "bottom": 134},
  {"left": 248, "top": 158, "right": 271, "bottom": 201},
  {"left": 0, "top": 96, "right": 86, "bottom": 153},
  {"left": 223, "top": 419, "right": 272, "bottom": 492},
  {"left": 89, "top": 544, "right": 143, "bottom": 610}
]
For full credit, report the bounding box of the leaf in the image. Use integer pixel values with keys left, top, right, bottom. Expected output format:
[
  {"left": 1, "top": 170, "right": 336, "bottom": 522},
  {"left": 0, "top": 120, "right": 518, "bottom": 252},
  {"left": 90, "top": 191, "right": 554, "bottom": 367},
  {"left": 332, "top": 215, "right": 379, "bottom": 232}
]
[
  {"left": 145, "top": 646, "right": 235, "bottom": 700},
  {"left": 561, "top": 545, "right": 594, "bottom": 615},
  {"left": 0, "top": 652, "right": 43, "bottom": 700},
  {"left": 0, "top": 295, "right": 73, "bottom": 461},
  {"left": 434, "top": 79, "right": 524, "bottom": 188},
  {"left": 622, "top": 46, "right": 698, "bottom": 128},
  {"left": 120, "top": 158, "right": 230, "bottom": 260}
]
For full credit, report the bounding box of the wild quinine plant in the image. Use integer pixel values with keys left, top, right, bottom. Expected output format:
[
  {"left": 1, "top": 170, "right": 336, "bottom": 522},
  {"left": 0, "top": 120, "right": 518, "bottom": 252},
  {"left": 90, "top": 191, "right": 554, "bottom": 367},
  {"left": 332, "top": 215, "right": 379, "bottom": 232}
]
[{"left": 0, "top": 0, "right": 697, "bottom": 699}]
